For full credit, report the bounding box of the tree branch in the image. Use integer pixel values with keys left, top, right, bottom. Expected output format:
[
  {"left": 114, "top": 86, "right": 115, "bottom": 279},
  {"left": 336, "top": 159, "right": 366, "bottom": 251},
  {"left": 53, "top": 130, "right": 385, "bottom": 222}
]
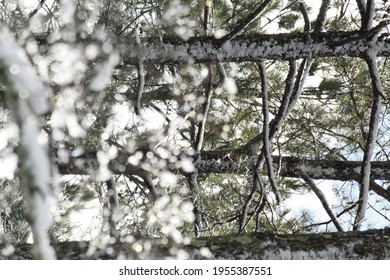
[
  {"left": 314, "top": 0, "right": 330, "bottom": 32},
  {"left": 135, "top": 28, "right": 144, "bottom": 115},
  {"left": 135, "top": 61, "right": 145, "bottom": 115},
  {"left": 106, "top": 178, "right": 120, "bottom": 238},
  {"left": 257, "top": 61, "right": 281, "bottom": 204},
  {"left": 269, "top": 60, "right": 297, "bottom": 137},
  {"left": 218, "top": 0, "right": 272, "bottom": 45},
  {"left": 121, "top": 30, "right": 390, "bottom": 64},
  {"left": 299, "top": 171, "right": 344, "bottom": 232},
  {"left": 353, "top": 53, "right": 384, "bottom": 230},
  {"left": 299, "top": 1, "right": 311, "bottom": 32},
  {"left": 362, "top": 0, "right": 375, "bottom": 31}
]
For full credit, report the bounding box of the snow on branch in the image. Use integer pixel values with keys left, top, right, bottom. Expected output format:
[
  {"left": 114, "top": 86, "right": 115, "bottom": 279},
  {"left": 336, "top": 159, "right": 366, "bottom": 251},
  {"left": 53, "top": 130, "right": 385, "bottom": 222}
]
[
  {"left": 0, "top": 25, "right": 56, "bottom": 259},
  {"left": 121, "top": 30, "right": 390, "bottom": 65}
]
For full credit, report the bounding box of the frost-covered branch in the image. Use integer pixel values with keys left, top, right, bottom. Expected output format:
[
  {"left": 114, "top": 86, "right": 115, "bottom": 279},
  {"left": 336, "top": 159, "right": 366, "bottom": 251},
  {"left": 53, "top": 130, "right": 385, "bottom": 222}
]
[
  {"left": 299, "top": 171, "right": 344, "bottom": 232},
  {"left": 0, "top": 25, "right": 56, "bottom": 259},
  {"left": 353, "top": 53, "right": 384, "bottom": 230},
  {"left": 121, "top": 30, "right": 390, "bottom": 64}
]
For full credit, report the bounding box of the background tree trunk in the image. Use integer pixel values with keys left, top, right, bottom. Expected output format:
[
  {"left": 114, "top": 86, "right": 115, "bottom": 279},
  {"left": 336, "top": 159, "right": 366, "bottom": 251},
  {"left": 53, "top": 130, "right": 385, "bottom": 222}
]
[{"left": 1, "top": 228, "right": 389, "bottom": 259}]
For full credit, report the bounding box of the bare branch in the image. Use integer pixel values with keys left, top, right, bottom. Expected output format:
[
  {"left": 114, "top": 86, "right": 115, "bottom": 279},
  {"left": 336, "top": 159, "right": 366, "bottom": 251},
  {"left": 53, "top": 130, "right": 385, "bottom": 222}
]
[
  {"left": 363, "top": 0, "right": 375, "bottom": 31},
  {"left": 299, "top": 171, "right": 344, "bottom": 232},
  {"left": 354, "top": 53, "right": 384, "bottom": 230},
  {"left": 239, "top": 60, "right": 297, "bottom": 231},
  {"left": 258, "top": 61, "right": 281, "bottom": 204},
  {"left": 218, "top": 0, "right": 272, "bottom": 44},
  {"left": 239, "top": 173, "right": 261, "bottom": 233},
  {"left": 187, "top": 172, "right": 204, "bottom": 237},
  {"left": 216, "top": 62, "right": 227, "bottom": 86},
  {"left": 106, "top": 178, "right": 120, "bottom": 238},
  {"left": 203, "top": 0, "right": 213, "bottom": 35},
  {"left": 269, "top": 60, "right": 297, "bottom": 137},
  {"left": 135, "top": 61, "right": 145, "bottom": 116},
  {"left": 356, "top": 0, "right": 367, "bottom": 18},
  {"left": 134, "top": 27, "right": 145, "bottom": 116},
  {"left": 299, "top": 1, "right": 311, "bottom": 32},
  {"left": 314, "top": 0, "right": 330, "bottom": 32},
  {"left": 194, "top": 65, "right": 213, "bottom": 153},
  {"left": 28, "top": 0, "right": 46, "bottom": 19}
]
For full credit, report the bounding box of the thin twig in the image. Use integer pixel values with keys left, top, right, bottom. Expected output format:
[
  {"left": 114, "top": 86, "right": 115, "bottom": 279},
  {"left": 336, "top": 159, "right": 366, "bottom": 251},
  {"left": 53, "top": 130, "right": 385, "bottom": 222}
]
[
  {"left": 28, "top": 0, "right": 46, "bottom": 19},
  {"left": 218, "top": 0, "right": 272, "bottom": 45},
  {"left": 135, "top": 59, "right": 145, "bottom": 116},
  {"left": 299, "top": 171, "right": 344, "bottom": 232},
  {"left": 106, "top": 178, "right": 119, "bottom": 238},
  {"left": 239, "top": 172, "right": 261, "bottom": 233},
  {"left": 368, "top": 202, "right": 390, "bottom": 222}
]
